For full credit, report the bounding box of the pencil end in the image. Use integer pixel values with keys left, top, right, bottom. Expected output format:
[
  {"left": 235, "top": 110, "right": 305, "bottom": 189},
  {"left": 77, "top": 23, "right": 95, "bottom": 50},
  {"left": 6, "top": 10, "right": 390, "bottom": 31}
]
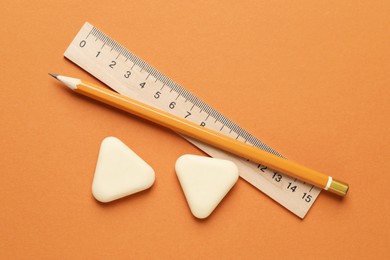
[
  {"left": 328, "top": 178, "right": 349, "bottom": 197},
  {"left": 48, "top": 73, "right": 59, "bottom": 80}
]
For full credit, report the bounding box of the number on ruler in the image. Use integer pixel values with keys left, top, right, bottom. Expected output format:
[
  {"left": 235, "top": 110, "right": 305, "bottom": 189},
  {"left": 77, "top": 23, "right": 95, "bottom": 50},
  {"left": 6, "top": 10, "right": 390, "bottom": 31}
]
[
  {"left": 79, "top": 40, "right": 86, "bottom": 47},
  {"left": 124, "top": 71, "right": 131, "bottom": 78},
  {"left": 272, "top": 172, "right": 282, "bottom": 182},
  {"left": 302, "top": 193, "right": 312, "bottom": 202},
  {"left": 109, "top": 61, "right": 116, "bottom": 68},
  {"left": 257, "top": 164, "right": 267, "bottom": 172},
  {"left": 287, "top": 182, "right": 297, "bottom": 192}
]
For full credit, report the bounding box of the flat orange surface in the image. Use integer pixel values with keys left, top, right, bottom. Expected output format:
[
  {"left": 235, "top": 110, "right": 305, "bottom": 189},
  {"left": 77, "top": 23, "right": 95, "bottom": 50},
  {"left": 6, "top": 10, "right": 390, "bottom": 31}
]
[{"left": 1, "top": 1, "right": 389, "bottom": 259}]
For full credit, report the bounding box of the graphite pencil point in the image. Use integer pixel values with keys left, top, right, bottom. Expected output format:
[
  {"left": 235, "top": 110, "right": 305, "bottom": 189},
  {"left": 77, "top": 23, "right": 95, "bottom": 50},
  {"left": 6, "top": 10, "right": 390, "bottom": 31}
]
[{"left": 48, "top": 73, "right": 58, "bottom": 79}]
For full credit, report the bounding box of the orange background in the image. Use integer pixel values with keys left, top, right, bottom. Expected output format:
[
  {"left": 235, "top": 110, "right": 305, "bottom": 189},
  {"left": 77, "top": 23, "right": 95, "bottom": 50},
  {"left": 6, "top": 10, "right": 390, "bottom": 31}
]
[{"left": 1, "top": 0, "right": 389, "bottom": 259}]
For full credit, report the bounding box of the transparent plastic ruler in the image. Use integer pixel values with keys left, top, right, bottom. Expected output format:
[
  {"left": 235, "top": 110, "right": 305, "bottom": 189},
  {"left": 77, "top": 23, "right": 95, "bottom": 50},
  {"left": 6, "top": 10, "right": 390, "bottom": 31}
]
[{"left": 64, "top": 22, "right": 321, "bottom": 218}]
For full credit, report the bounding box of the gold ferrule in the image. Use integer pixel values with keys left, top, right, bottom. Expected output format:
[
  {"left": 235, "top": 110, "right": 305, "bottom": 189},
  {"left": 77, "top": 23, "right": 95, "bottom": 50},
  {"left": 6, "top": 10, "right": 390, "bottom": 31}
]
[{"left": 328, "top": 178, "right": 349, "bottom": 196}]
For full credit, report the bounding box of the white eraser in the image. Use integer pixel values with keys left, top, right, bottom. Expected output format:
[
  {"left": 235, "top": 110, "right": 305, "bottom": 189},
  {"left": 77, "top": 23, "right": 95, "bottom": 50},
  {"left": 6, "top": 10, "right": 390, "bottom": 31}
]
[
  {"left": 175, "top": 154, "right": 239, "bottom": 219},
  {"left": 92, "top": 137, "right": 155, "bottom": 203}
]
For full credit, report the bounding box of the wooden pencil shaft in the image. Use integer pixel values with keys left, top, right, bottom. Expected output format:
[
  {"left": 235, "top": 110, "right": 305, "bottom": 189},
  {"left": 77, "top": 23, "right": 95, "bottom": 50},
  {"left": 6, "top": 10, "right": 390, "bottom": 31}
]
[{"left": 76, "top": 80, "right": 330, "bottom": 189}]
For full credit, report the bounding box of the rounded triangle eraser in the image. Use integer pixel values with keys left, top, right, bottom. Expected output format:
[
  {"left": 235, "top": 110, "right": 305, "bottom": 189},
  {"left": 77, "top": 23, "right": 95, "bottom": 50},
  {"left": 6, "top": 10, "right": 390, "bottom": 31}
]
[
  {"left": 175, "top": 154, "right": 239, "bottom": 218},
  {"left": 92, "top": 137, "right": 155, "bottom": 202}
]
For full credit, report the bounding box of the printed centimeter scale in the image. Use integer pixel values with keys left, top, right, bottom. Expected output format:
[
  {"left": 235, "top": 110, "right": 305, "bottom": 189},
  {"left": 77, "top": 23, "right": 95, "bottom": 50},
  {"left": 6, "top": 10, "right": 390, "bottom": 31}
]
[{"left": 65, "top": 23, "right": 321, "bottom": 218}]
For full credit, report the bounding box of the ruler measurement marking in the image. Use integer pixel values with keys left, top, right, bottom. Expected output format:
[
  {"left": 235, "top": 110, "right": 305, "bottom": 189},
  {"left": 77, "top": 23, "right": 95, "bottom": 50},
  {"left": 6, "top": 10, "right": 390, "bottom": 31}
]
[
  {"left": 181, "top": 90, "right": 190, "bottom": 100},
  {"left": 108, "top": 39, "right": 113, "bottom": 51},
  {"left": 173, "top": 83, "right": 181, "bottom": 93},
  {"left": 86, "top": 28, "right": 93, "bottom": 39},
  {"left": 243, "top": 132, "right": 250, "bottom": 142},
  {"left": 125, "top": 51, "right": 133, "bottom": 62},
  {"left": 142, "top": 60, "right": 150, "bottom": 71},
  {"left": 224, "top": 117, "right": 232, "bottom": 130},
  {"left": 127, "top": 53, "right": 134, "bottom": 63},
  {"left": 104, "top": 35, "right": 110, "bottom": 48},
  {"left": 187, "top": 95, "right": 195, "bottom": 105},
  {"left": 118, "top": 48, "right": 125, "bottom": 58},
  {"left": 220, "top": 120, "right": 228, "bottom": 132},
  {"left": 154, "top": 73, "right": 161, "bottom": 82},
  {"left": 170, "top": 82, "right": 177, "bottom": 92},
  {"left": 184, "top": 89, "right": 191, "bottom": 100},
  {"left": 229, "top": 122, "right": 238, "bottom": 135},
  {"left": 237, "top": 128, "right": 245, "bottom": 138},
  {"left": 115, "top": 42, "right": 122, "bottom": 53},
  {"left": 111, "top": 39, "right": 117, "bottom": 50},
  {"left": 209, "top": 110, "right": 217, "bottom": 121},
  {"left": 109, "top": 39, "right": 115, "bottom": 50}
]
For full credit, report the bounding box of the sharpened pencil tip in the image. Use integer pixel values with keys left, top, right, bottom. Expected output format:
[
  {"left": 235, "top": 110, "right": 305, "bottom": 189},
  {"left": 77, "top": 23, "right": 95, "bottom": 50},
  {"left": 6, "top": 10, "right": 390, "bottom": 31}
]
[{"left": 48, "top": 73, "right": 58, "bottom": 79}]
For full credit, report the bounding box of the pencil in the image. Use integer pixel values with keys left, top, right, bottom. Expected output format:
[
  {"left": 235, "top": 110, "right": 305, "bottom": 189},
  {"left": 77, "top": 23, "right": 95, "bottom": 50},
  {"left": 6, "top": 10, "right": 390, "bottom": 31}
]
[{"left": 50, "top": 73, "right": 349, "bottom": 196}]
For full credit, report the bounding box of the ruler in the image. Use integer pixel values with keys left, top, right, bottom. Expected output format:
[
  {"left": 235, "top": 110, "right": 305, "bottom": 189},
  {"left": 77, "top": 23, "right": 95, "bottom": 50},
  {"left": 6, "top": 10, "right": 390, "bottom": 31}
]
[{"left": 64, "top": 22, "right": 321, "bottom": 218}]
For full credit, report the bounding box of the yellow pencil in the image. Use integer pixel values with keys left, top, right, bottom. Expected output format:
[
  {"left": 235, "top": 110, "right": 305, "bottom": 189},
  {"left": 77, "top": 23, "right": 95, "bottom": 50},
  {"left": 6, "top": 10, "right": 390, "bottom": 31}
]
[{"left": 50, "top": 73, "right": 349, "bottom": 196}]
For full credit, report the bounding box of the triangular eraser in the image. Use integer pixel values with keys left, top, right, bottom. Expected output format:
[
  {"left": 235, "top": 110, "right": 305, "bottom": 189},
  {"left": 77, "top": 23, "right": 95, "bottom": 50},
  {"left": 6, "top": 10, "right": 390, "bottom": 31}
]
[
  {"left": 92, "top": 137, "right": 155, "bottom": 203},
  {"left": 175, "top": 154, "right": 239, "bottom": 219}
]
